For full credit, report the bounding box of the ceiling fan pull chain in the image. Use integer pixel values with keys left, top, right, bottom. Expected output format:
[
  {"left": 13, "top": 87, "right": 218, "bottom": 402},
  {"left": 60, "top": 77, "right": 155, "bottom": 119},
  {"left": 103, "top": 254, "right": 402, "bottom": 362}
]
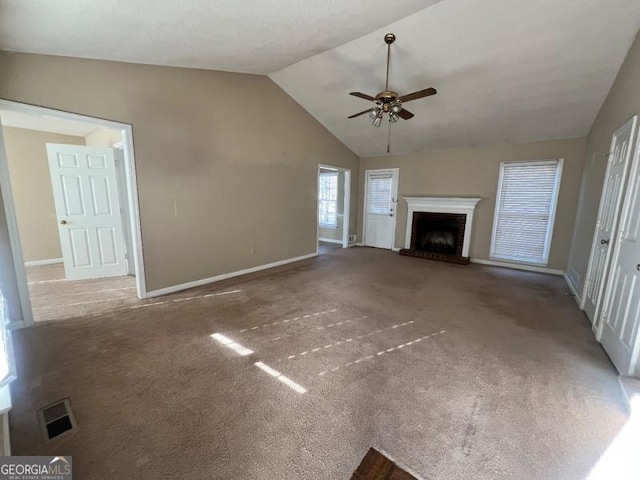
[{"left": 387, "top": 118, "right": 392, "bottom": 153}]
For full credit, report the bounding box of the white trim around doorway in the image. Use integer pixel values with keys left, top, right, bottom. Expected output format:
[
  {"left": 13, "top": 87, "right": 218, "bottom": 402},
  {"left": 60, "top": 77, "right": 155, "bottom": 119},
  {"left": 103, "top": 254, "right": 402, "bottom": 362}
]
[
  {"left": 317, "top": 164, "right": 352, "bottom": 252},
  {"left": 0, "top": 99, "right": 148, "bottom": 328}
]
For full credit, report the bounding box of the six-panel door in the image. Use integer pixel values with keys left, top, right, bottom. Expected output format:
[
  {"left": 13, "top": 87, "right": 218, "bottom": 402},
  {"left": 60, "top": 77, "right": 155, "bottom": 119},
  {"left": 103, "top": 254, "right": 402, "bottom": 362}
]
[{"left": 46, "top": 144, "right": 128, "bottom": 280}]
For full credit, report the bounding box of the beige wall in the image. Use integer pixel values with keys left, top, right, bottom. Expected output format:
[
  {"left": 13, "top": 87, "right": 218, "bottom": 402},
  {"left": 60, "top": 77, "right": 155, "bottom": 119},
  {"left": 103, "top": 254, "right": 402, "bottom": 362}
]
[
  {"left": 2, "top": 126, "right": 85, "bottom": 262},
  {"left": 359, "top": 138, "right": 587, "bottom": 270},
  {"left": 566, "top": 31, "right": 640, "bottom": 291},
  {"left": 84, "top": 128, "right": 122, "bottom": 147},
  {"left": 0, "top": 51, "right": 359, "bottom": 292},
  {"left": 318, "top": 168, "right": 344, "bottom": 242}
]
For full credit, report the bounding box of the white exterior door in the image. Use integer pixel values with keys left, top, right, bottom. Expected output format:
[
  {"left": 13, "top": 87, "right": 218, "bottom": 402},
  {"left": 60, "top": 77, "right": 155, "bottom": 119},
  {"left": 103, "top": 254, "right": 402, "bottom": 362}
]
[
  {"left": 364, "top": 169, "right": 399, "bottom": 249},
  {"left": 46, "top": 144, "right": 128, "bottom": 280},
  {"left": 583, "top": 116, "right": 637, "bottom": 324},
  {"left": 599, "top": 134, "right": 640, "bottom": 376}
]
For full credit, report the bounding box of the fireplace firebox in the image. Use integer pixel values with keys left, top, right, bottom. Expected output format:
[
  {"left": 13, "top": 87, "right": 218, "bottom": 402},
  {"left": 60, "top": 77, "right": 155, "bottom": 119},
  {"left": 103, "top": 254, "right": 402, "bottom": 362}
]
[{"left": 399, "top": 212, "right": 469, "bottom": 264}]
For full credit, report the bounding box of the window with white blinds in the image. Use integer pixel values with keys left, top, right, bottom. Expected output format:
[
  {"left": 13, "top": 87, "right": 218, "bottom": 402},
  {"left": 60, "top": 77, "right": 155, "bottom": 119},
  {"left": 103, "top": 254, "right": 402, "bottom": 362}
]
[
  {"left": 318, "top": 171, "right": 338, "bottom": 227},
  {"left": 367, "top": 175, "right": 392, "bottom": 215},
  {"left": 490, "top": 159, "right": 563, "bottom": 265},
  {"left": 0, "top": 290, "right": 16, "bottom": 388}
]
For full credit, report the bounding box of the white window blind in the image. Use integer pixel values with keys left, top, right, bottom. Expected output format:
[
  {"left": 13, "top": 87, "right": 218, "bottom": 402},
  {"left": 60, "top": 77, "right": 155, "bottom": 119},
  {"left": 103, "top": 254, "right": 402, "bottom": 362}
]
[
  {"left": 490, "top": 160, "right": 563, "bottom": 265},
  {"left": 0, "top": 290, "right": 16, "bottom": 388},
  {"left": 319, "top": 172, "right": 338, "bottom": 227},
  {"left": 368, "top": 175, "right": 392, "bottom": 215}
]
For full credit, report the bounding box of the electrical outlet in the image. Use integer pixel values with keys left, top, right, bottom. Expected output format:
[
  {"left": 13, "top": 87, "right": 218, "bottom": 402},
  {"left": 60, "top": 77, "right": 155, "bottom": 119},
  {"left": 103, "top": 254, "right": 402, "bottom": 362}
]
[{"left": 348, "top": 235, "right": 356, "bottom": 243}]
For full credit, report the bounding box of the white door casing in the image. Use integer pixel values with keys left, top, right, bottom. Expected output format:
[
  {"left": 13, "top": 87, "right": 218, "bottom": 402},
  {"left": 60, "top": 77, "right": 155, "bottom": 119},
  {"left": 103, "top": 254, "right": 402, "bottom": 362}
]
[
  {"left": 46, "top": 144, "right": 128, "bottom": 280},
  {"left": 317, "top": 164, "right": 351, "bottom": 250},
  {"left": 363, "top": 168, "right": 399, "bottom": 250},
  {"left": 114, "top": 146, "right": 134, "bottom": 275},
  {"left": 599, "top": 130, "right": 640, "bottom": 376},
  {"left": 582, "top": 116, "right": 637, "bottom": 324}
]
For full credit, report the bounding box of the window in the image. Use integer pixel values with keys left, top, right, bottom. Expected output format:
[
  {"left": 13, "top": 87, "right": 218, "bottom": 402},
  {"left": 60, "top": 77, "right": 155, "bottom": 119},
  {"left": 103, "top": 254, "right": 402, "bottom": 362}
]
[
  {"left": 367, "top": 174, "right": 392, "bottom": 215},
  {"left": 319, "top": 171, "right": 338, "bottom": 227},
  {"left": 490, "top": 159, "right": 563, "bottom": 266},
  {"left": 0, "top": 290, "right": 16, "bottom": 389}
]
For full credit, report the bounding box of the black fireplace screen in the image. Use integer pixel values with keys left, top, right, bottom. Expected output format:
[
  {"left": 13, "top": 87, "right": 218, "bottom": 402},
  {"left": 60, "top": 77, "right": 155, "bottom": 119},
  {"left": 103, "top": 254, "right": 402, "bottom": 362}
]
[{"left": 411, "top": 212, "right": 466, "bottom": 256}]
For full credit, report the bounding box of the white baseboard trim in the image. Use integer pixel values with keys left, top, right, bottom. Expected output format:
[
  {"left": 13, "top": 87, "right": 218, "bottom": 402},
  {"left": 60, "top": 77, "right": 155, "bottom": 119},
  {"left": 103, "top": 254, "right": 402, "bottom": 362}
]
[
  {"left": 318, "top": 238, "right": 343, "bottom": 245},
  {"left": 470, "top": 258, "right": 564, "bottom": 275},
  {"left": 146, "top": 252, "right": 318, "bottom": 298},
  {"left": 353, "top": 243, "right": 399, "bottom": 252},
  {"left": 563, "top": 272, "right": 583, "bottom": 307},
  {"left": 24, "top": 258, "right": 63, "bottom": 267}
]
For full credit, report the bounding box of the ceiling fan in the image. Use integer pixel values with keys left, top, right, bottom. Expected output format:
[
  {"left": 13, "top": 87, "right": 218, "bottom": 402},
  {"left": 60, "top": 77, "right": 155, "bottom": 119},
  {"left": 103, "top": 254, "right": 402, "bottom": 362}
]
[{"left": 348, "top": 33, "right": 437, "bottom": 152}]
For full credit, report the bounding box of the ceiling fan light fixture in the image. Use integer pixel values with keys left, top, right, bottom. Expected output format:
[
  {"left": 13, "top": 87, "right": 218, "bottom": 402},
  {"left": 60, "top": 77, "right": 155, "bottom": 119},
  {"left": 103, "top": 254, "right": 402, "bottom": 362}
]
[{"left": 346, "top": 33, "right": 437, "bottom": 152}]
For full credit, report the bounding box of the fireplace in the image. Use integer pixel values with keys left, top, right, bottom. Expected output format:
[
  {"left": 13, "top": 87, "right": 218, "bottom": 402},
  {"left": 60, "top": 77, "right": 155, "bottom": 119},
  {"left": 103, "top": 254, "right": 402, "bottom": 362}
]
[
  {"left": 413, "top": 212, "right": 466, "bottom": 255},
  {"left": 399, "top": 197, "right": 481, "bottom": 264}
]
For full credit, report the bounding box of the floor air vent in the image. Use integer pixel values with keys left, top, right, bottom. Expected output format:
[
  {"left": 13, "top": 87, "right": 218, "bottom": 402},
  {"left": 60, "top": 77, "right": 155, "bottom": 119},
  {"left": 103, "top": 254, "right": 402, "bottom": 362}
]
[{"left": 38, "top": 399, "right": 77, "bottom": 440}]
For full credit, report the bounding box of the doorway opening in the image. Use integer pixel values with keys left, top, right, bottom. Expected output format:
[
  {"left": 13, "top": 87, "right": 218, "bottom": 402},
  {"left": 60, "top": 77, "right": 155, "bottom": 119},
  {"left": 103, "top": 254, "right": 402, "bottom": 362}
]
[
  {"left": 317, "top": 164, "right": 351, "bottom": 255},
  {"left": 0, "top": 100, "right": 146, "bottom": 327}
]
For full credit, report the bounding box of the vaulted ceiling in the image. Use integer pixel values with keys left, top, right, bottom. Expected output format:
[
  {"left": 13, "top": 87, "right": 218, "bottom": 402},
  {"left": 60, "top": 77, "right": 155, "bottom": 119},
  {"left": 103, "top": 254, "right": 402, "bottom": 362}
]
[
  {"left": 0, "top": 0, "right": 438, "bottom": 74},
  {"left": 2, "top": 0, "right": 640, "bottom": 157},
  {"left": 271, "top": 0, "right": 640, "bottom": 157}
]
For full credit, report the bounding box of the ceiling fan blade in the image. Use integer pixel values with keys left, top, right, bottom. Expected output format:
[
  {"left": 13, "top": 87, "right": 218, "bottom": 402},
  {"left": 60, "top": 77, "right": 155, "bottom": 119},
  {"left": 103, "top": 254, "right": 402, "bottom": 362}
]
[
  {"left": 398, "top": 87, "right": 437, "bottom": 103},
  {"left": 349, "top": 92, "right": 377, "bottom": 102},
  {"left": 347, "top": 109, "right": 371, "bottom": 119},
  {"left": 397, "top": 109, "right": 415, "bottom": 120}
]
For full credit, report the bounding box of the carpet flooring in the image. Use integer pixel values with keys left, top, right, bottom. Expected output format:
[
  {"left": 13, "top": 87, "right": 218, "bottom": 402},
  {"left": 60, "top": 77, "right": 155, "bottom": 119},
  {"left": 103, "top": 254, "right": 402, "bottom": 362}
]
[
  {"left": 9, "top": 247, "right": 628, "bottom": 479},
  {"left": 26, "top": 264, "right": 137, "bottom": 322}
]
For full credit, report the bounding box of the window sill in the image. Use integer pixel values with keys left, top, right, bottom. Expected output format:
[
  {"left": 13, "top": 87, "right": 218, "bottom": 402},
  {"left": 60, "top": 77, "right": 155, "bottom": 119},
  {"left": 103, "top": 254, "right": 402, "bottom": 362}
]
[
  {"left": 489, "top": 256, "right": 548, "bottom": 268},
  {"left": 319, "top": 224, "right": 338, "bottom": 229}
]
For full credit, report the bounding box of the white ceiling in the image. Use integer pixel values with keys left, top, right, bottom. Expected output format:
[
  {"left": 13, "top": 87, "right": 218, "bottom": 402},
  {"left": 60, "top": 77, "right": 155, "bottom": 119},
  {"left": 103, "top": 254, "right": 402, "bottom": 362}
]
[
  {"left": 0, "top": 0, "right": 438, "bottom": 74},
  {"left": 271, "top": 0, "right": 640, "bottom": 157},
  {"left": 2, "top": 0, "right": 639, "bottom": 157},
  {"left": 0, "top": 110, "right": 100, "bottom": 137}
]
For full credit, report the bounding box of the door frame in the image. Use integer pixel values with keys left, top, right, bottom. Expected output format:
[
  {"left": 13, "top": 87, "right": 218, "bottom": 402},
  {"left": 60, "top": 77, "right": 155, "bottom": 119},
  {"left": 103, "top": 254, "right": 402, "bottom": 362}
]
[
  {"left": 581, "top": 115, "right": 638, "bottom": 328},
  {"left": 362, "top": 168, "right": 399, "bottom": 249},
  {"left": 0, "top": 99, "right": 147, "bottom": 328},
  {"left": 596, "top": 125, "right": 640, "bottom": 348},
  {"left": 316, "top": 164, "right": 351, "bottom": 251}
]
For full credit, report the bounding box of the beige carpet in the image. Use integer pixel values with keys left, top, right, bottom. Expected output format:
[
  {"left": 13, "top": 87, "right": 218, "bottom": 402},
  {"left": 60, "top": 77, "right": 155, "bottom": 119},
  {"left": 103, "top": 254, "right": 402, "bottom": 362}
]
[
  {"left": 9, "top": 247, "right": 628, "bottom": 479},
  {"left": 26, "top": 264, "right": 137, "bottom": 323}
]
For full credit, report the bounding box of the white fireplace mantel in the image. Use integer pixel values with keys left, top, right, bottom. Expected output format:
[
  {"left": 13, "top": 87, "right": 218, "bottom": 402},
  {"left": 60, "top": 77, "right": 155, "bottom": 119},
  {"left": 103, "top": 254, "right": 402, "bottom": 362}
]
[{"left": 403, "top": 196, "right": 482, "bottom": 257}]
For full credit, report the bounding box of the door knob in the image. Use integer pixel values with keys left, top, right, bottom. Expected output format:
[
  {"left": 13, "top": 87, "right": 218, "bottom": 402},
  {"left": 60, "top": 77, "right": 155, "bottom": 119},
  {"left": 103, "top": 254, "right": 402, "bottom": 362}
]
[
  {"left": 637, "top": 264, "right": 640, "bottom": 272},
  {"left": 60, "top": 220, "right": 67, "bottom": 225},
  {"left": 601, "top": 239, "right": 610, "bottom": 245}
]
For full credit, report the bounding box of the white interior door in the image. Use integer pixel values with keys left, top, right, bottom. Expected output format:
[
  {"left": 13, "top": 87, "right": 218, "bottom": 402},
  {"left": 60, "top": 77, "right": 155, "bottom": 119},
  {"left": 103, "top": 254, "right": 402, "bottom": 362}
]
[
  {"left": 364, "top": 169, "right": 399, "bottom": 249},
  {"left": 46, "top": 144, "right": 128, "bottom": 280},
  {"left": 599, "top": 133, "right": 640, "bottom": 376},
  {"left": 583, "top": 116, "right": 637, "bottom": 323}
]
